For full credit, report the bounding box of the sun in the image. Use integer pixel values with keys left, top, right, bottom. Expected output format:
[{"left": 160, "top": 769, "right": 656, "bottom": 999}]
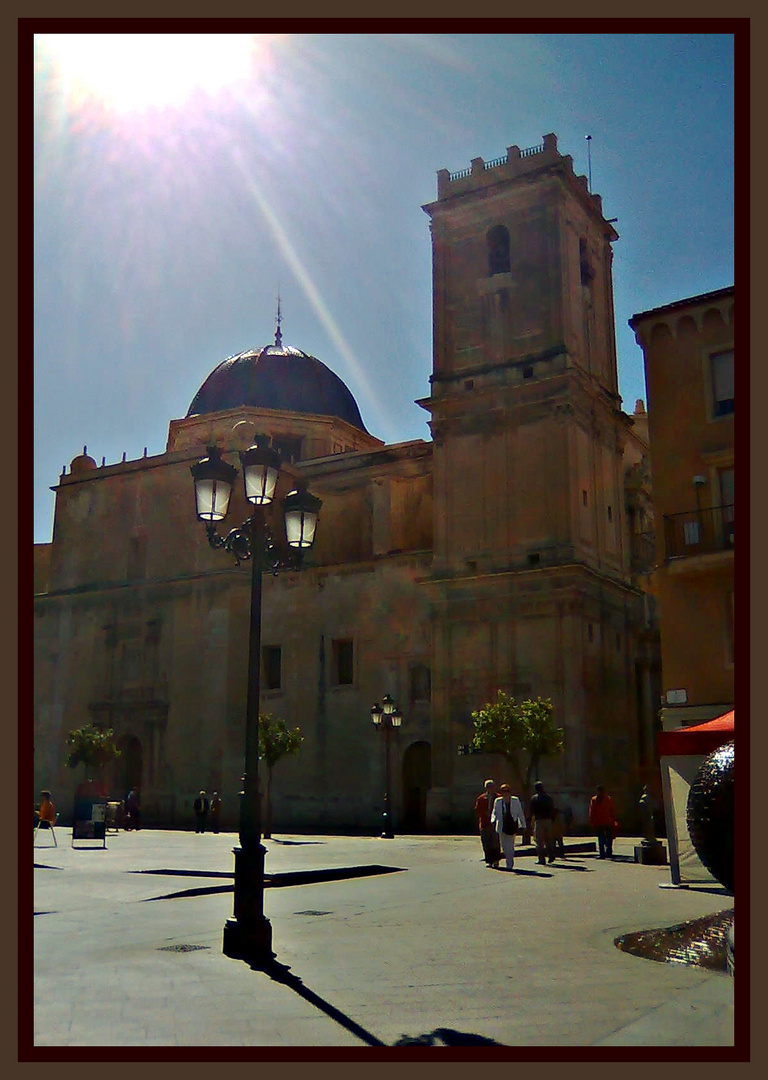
[{"left": 36, "top": 33, "right": 263, "bottom": 114}]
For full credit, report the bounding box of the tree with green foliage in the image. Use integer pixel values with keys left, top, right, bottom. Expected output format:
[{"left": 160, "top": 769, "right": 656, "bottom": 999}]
[
  {"left": 470, "top": 692, "right": 564, "bottom": 813},
  {"left": 258, "top": 714, "right": 304, "bottom": 839},
  {"left": 65, "top": 723, "right": 121, "bottom": 779}
]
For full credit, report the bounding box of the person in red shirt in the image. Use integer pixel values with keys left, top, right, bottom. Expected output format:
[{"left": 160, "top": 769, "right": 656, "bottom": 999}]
[
  {"left": 588, "top": 785, "right": 618, "bottom": 859},
  {"left": 474, "top": 779, "right": 500, "bottom": 867}
]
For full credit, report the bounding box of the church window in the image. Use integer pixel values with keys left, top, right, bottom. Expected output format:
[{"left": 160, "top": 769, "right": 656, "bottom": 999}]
[
  {"left": 275, "top": 436, "right": 304, "bottom": 464},
  {"left": 579, "top": 238, "right": 594, "bottom": 285},
  {"left": 409, "top": 664, "right": 431, "bottom": 703},
  {"left": 332, "top": 639, "right": 354, "bottom": 686},
  {"left": 487, "top": 224, "right": 511, "bottom": 276},
  {"left": 262, "top": 645, "right": 282, "bottom": 690}
]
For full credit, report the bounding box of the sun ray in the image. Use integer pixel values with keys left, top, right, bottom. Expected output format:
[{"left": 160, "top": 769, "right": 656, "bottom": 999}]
[{"left": 227, "top": 147, "right": 398, "bottom": 443}]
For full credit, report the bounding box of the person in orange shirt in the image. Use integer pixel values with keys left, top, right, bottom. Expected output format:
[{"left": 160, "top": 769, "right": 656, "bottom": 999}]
[
  {"left": 588, "top": 784, "right": 618, "bottom": 859},
  {"left": 37, "top": 790, "right": 56, "bottom": 826}
]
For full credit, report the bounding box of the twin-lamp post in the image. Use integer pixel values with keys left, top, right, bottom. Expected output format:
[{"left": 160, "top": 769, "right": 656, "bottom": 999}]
[
  {"left": 190, "top": 436, "right": 321, "bottom": 968},
  {"left": 371, "top": 694, "right": 403, "bottom": 839}
]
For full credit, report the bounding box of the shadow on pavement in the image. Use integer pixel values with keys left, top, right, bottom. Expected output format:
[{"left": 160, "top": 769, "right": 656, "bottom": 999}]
[
  {"left": 258, "top": 959, "right": 387, "bottom": 1046},
  {"left": 268, "top": 839, "right": 326, "bottom": 846},
  {"left": 394, "top": 1027, "right": 505, "bottom": 1046},
  {"left": 254, "top": 962, "right": 508, "bottom": 1047},
  {"left": 142, "top": 864, "right": 405, "bottom": 902}
]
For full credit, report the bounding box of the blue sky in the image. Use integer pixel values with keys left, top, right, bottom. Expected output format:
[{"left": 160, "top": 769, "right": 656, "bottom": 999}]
[{"left": 33, "top": 32, "right": 734, "bottom": 543}]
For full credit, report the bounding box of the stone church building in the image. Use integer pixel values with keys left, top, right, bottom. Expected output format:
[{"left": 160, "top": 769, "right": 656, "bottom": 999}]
[{"left": 33, "top": 133, "right": 659, "bottom": 832}]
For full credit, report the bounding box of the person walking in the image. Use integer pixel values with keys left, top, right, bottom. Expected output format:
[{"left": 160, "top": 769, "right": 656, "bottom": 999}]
[
  {"left": 529, "top": 780, "right": 556, "bottom": 864},
  {"left": 193, "top": 790, "right": 209, "bottom": 833},
  {"left": 210, "top": 792, "right": 222, "bottom": 834},
  {"left": 124, "top": 788, "right": 141, "bottom": 831},
  {"left": 474, "top": 779, "right": 500, "bottom": 867},
  {"left": 491, "top": 784, "right": 526, "bottom": 870},
  {"left": 550, "top": 806, "right": 566, "bottom": 859},
  {"left": 589, "top": 784, "right": 618, "bottom": 858}
]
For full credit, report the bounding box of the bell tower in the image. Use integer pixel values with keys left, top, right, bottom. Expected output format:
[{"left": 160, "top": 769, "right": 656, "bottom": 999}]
[{"left": 418, "top": 133, "right": 648, "bottom": 828}]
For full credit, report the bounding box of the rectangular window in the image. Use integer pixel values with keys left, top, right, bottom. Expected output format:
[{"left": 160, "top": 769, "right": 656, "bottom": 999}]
[
  {"left": 275, "top": 436, "right": 303, "bottom": 463},
  {"left": 262, "top": 646, "right": 282, "bottom": 691},
  {"left": 719, "top": 467, "right": 734, "bottom": 514},
  {"left": 607, "top": 505, "right": 613, "bottom": 523},
  {"left": 332, "top": 639, "right": 354, "bottom": 686},
  {"left": 719, "top": 467, "right": 734, "bottom": 544},
  {"left": 711, "top": 349, "right": 734, "bottom": 417},
  {"left": 683, "top": 521, "right": 700, "bottom": 546},
  {"left": 409, "top": 664, "right": 431, "bottom": 703},
  {"left": 582, "top": 490, "right": 588, "bottom": 507}
]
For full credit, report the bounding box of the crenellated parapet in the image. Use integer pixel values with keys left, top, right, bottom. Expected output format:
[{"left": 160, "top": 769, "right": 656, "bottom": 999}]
[{"left": 433, "top": 132, "right": 610, "bottom": 228}]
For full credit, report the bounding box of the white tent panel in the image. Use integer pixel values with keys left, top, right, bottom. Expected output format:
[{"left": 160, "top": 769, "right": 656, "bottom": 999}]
[{"left": 660, "top": 755, "right": 718, "bottom": 886}]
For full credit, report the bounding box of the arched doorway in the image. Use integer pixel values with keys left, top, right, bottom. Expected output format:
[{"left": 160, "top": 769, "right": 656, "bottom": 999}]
[{"left": 402, "top": 741, "right": 431, "bottom": 832}]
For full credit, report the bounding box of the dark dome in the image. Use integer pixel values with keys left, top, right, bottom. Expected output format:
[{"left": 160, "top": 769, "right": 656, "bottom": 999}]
[{"left": 187, "top": 344, "right": 368, "bottom": 432}]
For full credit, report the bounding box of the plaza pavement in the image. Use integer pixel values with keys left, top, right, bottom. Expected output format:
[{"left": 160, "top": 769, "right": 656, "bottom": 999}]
[{"left": 31, "top": 827, "right": 735, "bottom": 1050}]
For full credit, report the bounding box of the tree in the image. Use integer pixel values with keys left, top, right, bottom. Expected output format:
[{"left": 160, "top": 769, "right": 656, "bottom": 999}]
[
  {"left": 65, "top": 723, "right": 121, "bottom": 779},
  {"left": 470, "top": 692, "right": 564, "bottom": 814},
  {"left": 258, "top": 714, "right": 304, "bottom": 839}
]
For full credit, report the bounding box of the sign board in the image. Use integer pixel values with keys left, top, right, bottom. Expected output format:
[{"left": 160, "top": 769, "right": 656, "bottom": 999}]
[{"left": 72, "top": 796, "right": 108, "bottom": 846}]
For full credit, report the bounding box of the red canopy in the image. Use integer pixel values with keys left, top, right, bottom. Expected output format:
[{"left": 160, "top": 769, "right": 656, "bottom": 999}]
[{"left": 657, "top": 709, "right": 734, "bottom": 757}]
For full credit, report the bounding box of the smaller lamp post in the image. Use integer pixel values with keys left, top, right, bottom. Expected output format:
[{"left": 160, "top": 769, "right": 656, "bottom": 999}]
[{"left": 371, "top": 694, "right": 403, "bottom": 839}]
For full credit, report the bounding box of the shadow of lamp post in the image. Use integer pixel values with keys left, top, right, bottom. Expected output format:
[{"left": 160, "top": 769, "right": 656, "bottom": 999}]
[
  {"left": 191, "top": 438, "right": 321, "bottom": 968},
  {"left": 371, "top": 695, "right": 403, "bottom": 839}
]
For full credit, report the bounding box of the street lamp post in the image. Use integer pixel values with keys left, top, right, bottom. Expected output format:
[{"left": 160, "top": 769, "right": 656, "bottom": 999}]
[
  {"left": 370, "top": 694, "right": 403, "bottom": 839},
  {"left": 191, "top": 439, "right": 321, "bottom": 968}
]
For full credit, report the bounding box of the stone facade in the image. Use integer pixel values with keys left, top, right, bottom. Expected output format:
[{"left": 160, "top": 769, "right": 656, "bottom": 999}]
[
  {"left": 630, "top": 287, "right": 734, "bottom": 729},
  {"left": 34, "top": 133, "right": 659, "bottom": 832}
]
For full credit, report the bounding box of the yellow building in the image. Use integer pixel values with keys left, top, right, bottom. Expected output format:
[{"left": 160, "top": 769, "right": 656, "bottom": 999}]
[
  {"left": 34, "top": 133, "right": 659, "bottom": 831},
  {"left": 630, "top": 287, "right": 734, "bottom": 728}
]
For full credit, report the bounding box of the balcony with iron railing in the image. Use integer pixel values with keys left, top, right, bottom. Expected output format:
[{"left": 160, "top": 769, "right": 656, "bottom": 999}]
[{"left": 663, "top": 504, "right": 734, "bottom": 561}]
